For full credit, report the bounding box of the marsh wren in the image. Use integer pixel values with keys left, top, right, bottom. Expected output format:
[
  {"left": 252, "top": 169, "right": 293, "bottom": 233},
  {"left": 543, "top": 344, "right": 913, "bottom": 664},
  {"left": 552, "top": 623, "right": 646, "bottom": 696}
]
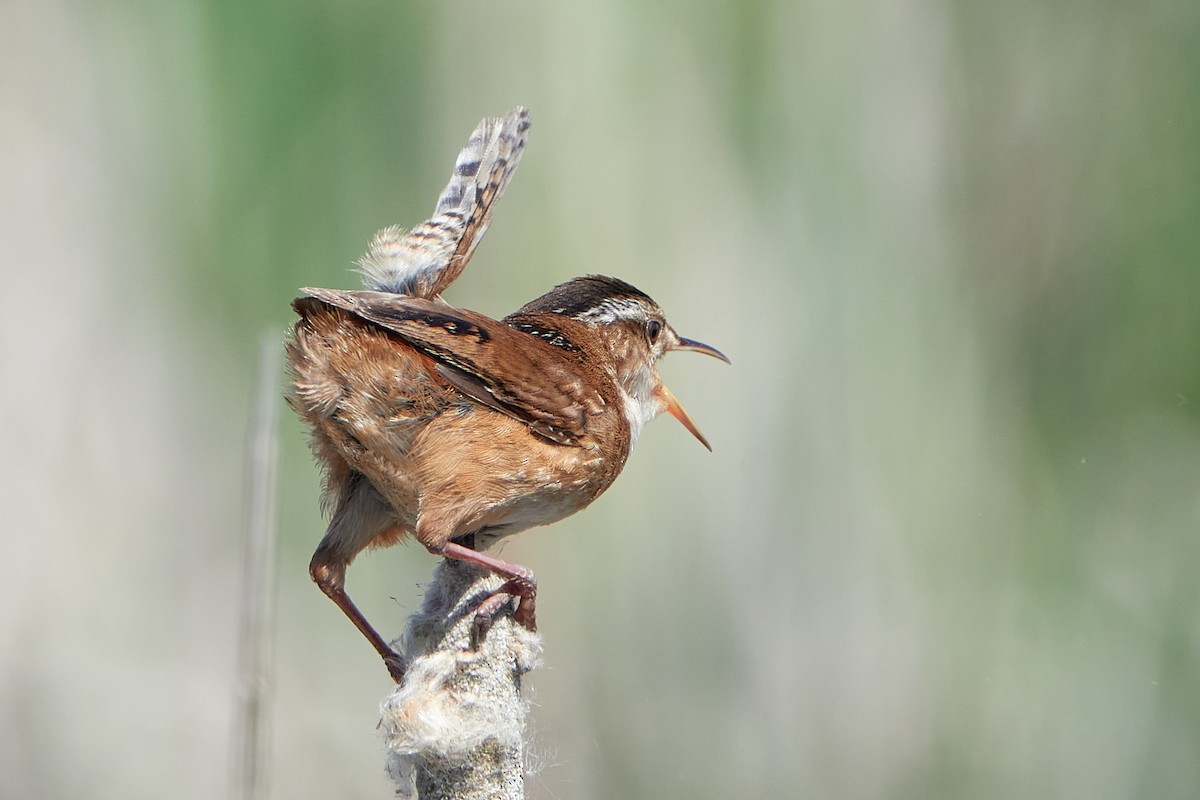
[{"left": 286, "top": 107, "right": 727, "bottom": 682}]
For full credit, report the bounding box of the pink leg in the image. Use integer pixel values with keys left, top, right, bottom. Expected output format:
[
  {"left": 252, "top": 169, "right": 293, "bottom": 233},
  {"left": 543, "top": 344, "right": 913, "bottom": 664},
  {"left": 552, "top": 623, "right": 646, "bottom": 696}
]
[
  {"left": 436, "top": 541, "right": 538, "bottom": 639},
  {"left": 310, "top": 554, "right": 406, "bottom": 683}
]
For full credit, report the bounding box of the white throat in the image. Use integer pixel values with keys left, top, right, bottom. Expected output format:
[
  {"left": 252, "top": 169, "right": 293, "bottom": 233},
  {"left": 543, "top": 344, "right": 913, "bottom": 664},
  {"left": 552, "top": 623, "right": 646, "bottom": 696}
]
[{"left": 619, "top": 385, "right": 660, "bottom": 450}]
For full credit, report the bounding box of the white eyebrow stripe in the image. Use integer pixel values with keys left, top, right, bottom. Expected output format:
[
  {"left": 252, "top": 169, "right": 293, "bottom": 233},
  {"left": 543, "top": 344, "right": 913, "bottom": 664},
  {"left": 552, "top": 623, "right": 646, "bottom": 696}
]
[{"left": 572, "top": 297, "right": 647, "bottom": 324}]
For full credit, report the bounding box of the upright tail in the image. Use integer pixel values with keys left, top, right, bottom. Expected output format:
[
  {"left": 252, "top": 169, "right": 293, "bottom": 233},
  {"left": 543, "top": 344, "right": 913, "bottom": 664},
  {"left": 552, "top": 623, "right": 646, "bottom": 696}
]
[{"left": 357, "top": 107, "right": 531, "bottom": 299}]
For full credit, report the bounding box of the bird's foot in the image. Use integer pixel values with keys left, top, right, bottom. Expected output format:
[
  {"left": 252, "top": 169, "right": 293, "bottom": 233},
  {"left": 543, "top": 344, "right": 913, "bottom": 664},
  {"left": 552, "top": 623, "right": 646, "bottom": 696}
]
[
  {"left": 469, "top": 577, "right": 537, "bottom": 649},
  {"left": 383, "top": 651, "right": 407, "bottom": 684}
]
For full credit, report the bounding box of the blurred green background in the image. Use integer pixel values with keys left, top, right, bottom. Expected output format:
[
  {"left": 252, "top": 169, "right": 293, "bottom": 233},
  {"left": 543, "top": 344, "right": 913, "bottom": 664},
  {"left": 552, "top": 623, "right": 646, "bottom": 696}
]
[{"left": 3, "top": 0, "right": 1199, "bottom": 798}]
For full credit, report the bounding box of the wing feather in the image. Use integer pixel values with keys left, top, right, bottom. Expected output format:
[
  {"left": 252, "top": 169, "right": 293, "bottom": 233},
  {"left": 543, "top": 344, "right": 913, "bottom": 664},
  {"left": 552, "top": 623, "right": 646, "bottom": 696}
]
[{"left": 297, "top": 288, "right": 599, "bottom": 446}]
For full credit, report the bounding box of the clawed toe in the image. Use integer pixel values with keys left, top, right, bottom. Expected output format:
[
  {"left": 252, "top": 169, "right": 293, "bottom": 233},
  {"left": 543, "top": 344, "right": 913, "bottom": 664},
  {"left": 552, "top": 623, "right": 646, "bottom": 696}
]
[
  {"left": 470, "top": 591, "right": 512, "bottom": 649},
  {"left": 469, "top": 581, "right": 537, "bottom": 649},
  {"left": 383, "top": 652, "right": 407, "bottom": 683}
]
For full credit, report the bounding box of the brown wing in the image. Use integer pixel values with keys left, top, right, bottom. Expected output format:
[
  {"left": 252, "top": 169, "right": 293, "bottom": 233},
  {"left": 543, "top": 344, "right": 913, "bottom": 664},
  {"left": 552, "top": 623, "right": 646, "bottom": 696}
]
[
  {"left": 297, "top": 288, "right": 602, "bottom": 446},
  {"left": 356, "top": 108, "right": 531, "bottom": 299}
]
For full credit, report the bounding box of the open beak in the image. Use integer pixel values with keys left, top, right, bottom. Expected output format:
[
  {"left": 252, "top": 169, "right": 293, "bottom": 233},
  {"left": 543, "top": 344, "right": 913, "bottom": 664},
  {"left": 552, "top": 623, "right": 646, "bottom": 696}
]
[
  {"left": 657, "top": 335, "right": 728, "bottom": 452},
  {"left": 658, "top": 384, "right": 712, "bottom": 451}
]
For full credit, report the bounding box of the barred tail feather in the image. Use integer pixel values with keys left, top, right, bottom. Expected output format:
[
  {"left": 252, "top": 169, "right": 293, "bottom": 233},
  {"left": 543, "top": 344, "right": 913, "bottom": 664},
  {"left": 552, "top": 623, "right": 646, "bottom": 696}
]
[{"left": 357, "top": 107, "right": 531, "bottom": 298}]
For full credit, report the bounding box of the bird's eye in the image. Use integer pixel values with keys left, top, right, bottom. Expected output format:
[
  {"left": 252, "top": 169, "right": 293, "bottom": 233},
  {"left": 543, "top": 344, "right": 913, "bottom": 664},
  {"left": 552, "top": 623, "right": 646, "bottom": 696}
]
[{"left": 646, "top": 319, "right": 662, "bottom": 342}]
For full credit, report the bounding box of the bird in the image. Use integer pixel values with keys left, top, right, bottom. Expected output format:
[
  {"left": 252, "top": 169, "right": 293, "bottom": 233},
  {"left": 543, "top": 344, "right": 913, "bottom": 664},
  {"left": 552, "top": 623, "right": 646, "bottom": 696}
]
[{"left": 285, "top": 107, "right": 727, "bottom": 682}]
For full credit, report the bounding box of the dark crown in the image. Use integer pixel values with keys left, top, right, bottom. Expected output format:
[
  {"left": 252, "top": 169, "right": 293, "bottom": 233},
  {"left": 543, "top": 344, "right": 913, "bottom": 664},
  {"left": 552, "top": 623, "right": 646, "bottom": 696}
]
[{"left": 515, "top": 275, "right": 655, "bottom": 321}]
